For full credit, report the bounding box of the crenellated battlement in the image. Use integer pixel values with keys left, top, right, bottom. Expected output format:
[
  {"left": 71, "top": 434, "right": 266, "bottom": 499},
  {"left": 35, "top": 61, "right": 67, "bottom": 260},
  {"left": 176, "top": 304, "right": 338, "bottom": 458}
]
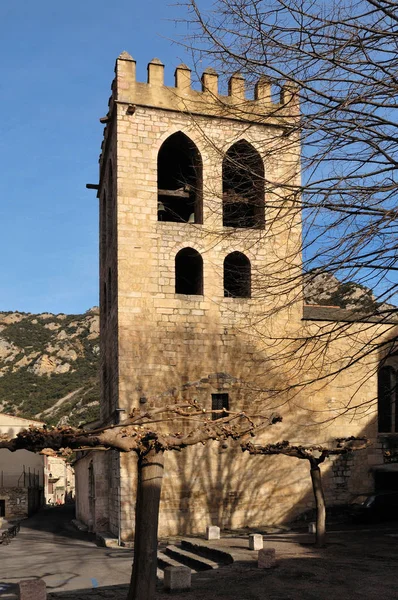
[{"left": 112, "top": 51, "right": 299, "bottom": 123}]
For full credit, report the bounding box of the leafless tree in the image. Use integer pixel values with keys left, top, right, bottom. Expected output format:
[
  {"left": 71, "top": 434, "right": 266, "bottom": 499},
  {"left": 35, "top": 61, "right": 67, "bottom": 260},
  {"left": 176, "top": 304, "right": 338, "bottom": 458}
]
[
  {"left": 174, "top": 0, "right": 398, "bottom": 403},
  {"left": 242, "top": 436, "right": 368, "bottom": 547},
  {"left": 0, "top": 403, "right": 278, "bottom": 600}
]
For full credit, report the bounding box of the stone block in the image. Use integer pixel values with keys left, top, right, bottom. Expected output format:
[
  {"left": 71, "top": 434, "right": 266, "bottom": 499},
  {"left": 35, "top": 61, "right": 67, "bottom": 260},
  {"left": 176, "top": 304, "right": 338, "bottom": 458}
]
[
  {"left": 206, "top": 525, "right": 220, "bottom": 540},
  {"left": 308, "top": 522, "right": 316, "bottom": 534},
  {"left": 249, "top": 533, "right": 263, "bottom": 550},
  {"left": 18, "top": 579, "right": 47, "bottom": 600},
  {"left": 164, "top": 566, "right": 191, "bottom": 591},
  {"left": 258, "top": 548, "right": 276, "bottom": 569}
]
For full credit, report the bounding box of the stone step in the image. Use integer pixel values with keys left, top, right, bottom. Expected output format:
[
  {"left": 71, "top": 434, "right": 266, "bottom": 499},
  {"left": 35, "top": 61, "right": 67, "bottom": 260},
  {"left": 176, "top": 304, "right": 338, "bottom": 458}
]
[
  {"left": 157, "top": 550, "right": 197, "bottom": 574},
  {"left": 165, "top": 544, "right": 219, "bottom": 571},
  {"left": 181, "top": 538, "right": 234, "bottom": 565}
]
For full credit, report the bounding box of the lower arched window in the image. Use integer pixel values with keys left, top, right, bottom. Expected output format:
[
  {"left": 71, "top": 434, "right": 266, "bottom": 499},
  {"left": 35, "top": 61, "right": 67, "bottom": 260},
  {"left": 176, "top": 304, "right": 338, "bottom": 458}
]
[
  {"left": 378, "top": 365, "right": 397, "bottom": 433},
  {"left": 175, "top": 248, "right": 203, "bottom": 295},
  {"left": 224, "top": 252, "right": 251, "bottom": 298}
]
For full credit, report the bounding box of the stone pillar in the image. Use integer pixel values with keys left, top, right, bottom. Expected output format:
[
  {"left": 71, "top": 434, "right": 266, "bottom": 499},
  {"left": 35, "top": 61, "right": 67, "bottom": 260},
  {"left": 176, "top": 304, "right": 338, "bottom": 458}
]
[
  {"left": 164, "top": 566, "right": 191, "bottom": 591},
  {"left": 206, "top": 525, "right": 220, "bottom": 540},
  {"left": 18, "top": 579, "right": 46, "bottom": 600},
  {"left": 308, "top": 522, "right": 316, "bottom": 534},
  {"left": 249, "top": 533, "right": 263, "bottom": 550},
  {"left": 258, "top": 548, "right": 276, "bottom": 569}
]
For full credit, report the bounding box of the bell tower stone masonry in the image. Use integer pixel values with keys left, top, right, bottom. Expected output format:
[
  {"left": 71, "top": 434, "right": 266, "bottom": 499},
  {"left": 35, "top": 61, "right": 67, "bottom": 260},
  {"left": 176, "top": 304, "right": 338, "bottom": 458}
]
[{"left": 97, "top": 51, "right": 302, "bottom": 539}]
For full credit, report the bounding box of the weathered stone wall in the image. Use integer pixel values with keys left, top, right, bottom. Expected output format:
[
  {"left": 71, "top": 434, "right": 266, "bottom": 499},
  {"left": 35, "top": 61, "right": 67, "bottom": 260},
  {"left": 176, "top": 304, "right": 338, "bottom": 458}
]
[
  {"left": 99, "top": 110, "right": 119, "bottom": 426},
  {"left": 74, "top": 453, "right": 90, "bottom": 525},
  {"left": 74, "top": 450, "right": 111, "bottom": 532},
  {"left": 44, "top": 456, "right": 74, "bottom": 504},
  {"left": 0, "top": 487, "right": 29, "bottom": 520}
]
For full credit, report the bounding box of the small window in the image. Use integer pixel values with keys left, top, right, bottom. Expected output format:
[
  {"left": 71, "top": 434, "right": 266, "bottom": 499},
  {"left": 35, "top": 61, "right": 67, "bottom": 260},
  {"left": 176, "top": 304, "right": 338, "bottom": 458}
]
[
  {"left": 224, "top": 252, "right": 251, "bottom": 298},
  {"left": 378, "top": 365, "right": 397, "bottom": 433},
  {"left": 158, "top": 132, "right": 203, "bottom": 223},
  {"left": 212, "top": 393, "right": 229, "bottom": 420},
  {"left": 223, "top": 140, "right": 265, "bottom": 228},
  {"left": 175, "top": 248, "right": 203, "bottom": 295}
]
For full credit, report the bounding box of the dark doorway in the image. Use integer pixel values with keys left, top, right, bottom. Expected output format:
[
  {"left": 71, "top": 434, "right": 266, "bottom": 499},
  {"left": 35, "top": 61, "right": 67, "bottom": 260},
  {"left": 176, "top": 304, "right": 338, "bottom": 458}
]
[
  {"left": 0, "top": 500, "right": 5, "bottom": 517},
  {"left": 375, "top": 471, "right": 398, "bottom": 491}
]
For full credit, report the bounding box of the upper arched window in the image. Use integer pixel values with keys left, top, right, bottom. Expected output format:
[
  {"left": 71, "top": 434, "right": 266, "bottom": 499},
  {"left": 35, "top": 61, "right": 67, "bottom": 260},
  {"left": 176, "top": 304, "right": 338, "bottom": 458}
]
[
  {"left": 222, "top": 140, "right": 264, "bottom": 228},
  {"left": 175, "top": 248, "right": 203, "bottom": 295},
  {"left": 224, "top": 252, "right": 251, "bottom": 298},
  {"left": 158, "top": 132, "right": 202, "bottom": 224},
  {"left": 378, "top": 365, "right": 397, "bottom": 433}
]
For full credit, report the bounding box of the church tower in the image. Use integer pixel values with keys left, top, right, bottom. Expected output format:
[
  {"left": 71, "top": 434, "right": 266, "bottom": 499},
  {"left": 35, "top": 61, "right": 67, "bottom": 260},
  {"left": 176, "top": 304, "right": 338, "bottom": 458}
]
[{"left": 97, "top": 52, "right": 302, "bottom": 539}]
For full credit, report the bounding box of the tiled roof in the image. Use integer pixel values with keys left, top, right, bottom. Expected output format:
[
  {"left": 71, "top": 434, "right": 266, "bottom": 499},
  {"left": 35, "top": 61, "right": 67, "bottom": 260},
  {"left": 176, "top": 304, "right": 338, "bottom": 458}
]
[
  {"left": 303, "top": 304, "right": 398, "bottom": 324},
  {"left": 0, "top": 412, "right": 44, "bottom": 425}
]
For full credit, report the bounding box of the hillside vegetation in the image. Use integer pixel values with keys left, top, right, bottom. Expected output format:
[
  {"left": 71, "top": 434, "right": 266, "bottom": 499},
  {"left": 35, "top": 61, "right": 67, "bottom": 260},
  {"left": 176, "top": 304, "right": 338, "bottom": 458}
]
[
  {"left": 0, "top": 308, "right": 99, "bottom": 426},
  {"left": 303, "top": 270, "right": 394, "bottom": 312},
  {"left": 0, "top": 272, "right": 391, "bottom": 428}
]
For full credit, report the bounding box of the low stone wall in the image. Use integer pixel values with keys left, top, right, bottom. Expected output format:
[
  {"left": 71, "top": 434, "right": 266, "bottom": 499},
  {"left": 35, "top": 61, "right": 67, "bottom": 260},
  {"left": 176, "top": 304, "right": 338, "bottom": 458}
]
[{"left": 0, "top": 486, "right": 43, "bottom": 520}]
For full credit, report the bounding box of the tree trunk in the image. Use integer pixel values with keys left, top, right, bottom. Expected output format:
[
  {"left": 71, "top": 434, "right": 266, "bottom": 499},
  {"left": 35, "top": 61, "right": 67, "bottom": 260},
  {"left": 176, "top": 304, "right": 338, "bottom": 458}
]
[
  {"left": 127, "top": 448, "right": 165, "bottom": 600},
  {"left": 310, "top": 463, "right": 326, "bottom": 548}
]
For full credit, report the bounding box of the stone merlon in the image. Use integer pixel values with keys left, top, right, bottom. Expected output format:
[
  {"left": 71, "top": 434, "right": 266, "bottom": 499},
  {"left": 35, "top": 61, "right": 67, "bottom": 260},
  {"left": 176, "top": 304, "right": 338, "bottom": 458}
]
[{"left": 112, "top": 52, "right": 300, "bottom": 122}]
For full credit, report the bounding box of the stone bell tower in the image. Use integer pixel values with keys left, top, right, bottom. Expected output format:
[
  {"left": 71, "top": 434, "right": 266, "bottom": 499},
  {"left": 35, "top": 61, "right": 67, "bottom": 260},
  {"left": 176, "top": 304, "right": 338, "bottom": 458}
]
[{"left": 97, "top": 51, "right": 302, "bottom": 539}]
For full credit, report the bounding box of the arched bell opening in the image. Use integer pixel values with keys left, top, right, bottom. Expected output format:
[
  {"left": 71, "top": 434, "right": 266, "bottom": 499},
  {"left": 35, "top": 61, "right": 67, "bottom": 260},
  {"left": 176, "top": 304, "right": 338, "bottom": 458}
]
[
  {"left": 175, "top": 247, "right": 203, "bottom": 295},
  {"left": 222, "top": 140, "right": 265, "bottom": 228},
  {"left": 157, "top": 132, "right": 203, "bottom": 224}
]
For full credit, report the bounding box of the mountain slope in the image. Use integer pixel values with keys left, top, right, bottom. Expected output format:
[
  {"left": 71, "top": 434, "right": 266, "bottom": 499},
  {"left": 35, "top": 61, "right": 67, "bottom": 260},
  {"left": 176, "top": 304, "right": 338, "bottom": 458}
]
[
  {"left": 303, "top": 270, "right": 394, "bottom": 313},
  {"left": 0, "top": 308, "right": 99, "bottom": 426},
  {"left": 0, "top": 273, "right": 393, "bottom": 427}
]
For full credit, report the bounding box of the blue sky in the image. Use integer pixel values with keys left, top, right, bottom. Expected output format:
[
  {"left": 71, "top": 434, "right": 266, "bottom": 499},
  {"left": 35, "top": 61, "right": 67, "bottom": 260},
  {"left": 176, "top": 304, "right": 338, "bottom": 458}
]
[{"left": 0, "top": 0, "right": 201, "bottom": 314}]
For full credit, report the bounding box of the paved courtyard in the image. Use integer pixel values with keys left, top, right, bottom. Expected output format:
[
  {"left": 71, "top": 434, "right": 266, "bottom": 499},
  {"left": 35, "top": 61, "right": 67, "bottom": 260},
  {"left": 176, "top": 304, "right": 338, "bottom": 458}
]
[
  {"left": 0, "top": 506, "right": 133, "bottom": 597},
  {"left": 1, "top": 506, "right": 398, "bottom": 600}
]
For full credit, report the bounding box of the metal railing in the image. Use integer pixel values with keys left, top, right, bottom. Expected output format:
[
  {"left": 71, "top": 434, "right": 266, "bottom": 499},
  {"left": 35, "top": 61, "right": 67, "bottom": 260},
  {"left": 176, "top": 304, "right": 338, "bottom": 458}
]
[
  {"left": 0, "top": 467, "right": 41, "bottom": 489},
  {"left": 0, "top": 522, "right": 21, "bottom": 545}
]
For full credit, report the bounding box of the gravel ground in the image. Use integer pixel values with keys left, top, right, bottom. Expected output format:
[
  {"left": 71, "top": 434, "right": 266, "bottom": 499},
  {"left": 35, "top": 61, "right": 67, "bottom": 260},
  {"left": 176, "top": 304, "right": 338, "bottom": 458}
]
[
  {"left": 1, "top": 506, "right": 398, "bottom": 600},
  {"left": 49, "top": 527, "right": 398, "bottom": 600}
]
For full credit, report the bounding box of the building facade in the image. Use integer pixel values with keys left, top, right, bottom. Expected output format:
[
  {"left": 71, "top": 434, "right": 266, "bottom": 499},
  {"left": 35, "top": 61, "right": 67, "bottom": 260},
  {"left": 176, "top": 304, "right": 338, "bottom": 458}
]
[
  {"left": 74, "top": 53, "right": 398, "bottom": 541},
  {"left": 0, "top": 414, "right": 44, "bottom": 520}
]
